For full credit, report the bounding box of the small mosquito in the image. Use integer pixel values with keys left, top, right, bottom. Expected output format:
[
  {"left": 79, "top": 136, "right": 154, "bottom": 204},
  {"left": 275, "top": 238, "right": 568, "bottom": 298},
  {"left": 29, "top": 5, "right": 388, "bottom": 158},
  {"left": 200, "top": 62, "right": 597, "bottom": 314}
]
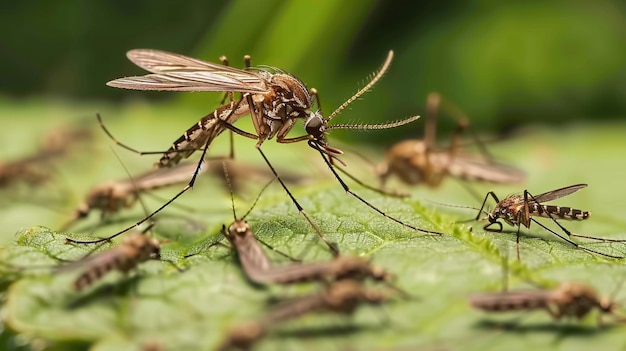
[
  {"left": 103, "top": 49, "right": 443, "bottom": 255},
  {"left": 66, "top": 231, "right": 162, "bottom": 291},
  {"left": 470, "top": 281, "right": 626, "bottom": 323},
  {"left": 63, "top": 161, "right": 206, "bottom": 233},
  {"left": 476, "top": 183, "right": 626, "bottom": 259},
  {"left": 377, "top": 92, "right": 525, "bottom": 193},
  {"left": 218, "top": 279, "right": 395, "bottom": 351},
  {"left": 0, "top": 125, "right": 92, "bottom": 188},
  {"left": 221, "top": 161, "right": 398, "bottom": 287}
]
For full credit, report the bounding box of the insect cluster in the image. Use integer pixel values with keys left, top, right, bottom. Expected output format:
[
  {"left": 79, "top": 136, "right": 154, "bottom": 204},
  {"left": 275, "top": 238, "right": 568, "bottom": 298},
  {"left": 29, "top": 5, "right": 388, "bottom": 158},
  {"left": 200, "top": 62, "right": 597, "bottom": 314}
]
[{"left": 1, "top": 48, "right": 625, "bottom": 350}]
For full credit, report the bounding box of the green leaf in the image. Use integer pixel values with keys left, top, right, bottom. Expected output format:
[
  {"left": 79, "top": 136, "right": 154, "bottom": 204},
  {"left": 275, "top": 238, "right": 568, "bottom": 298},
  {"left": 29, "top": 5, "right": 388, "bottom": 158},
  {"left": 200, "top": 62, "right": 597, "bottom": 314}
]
[{"left": 1, "top": 101, "right": 626, "bottom": 351}]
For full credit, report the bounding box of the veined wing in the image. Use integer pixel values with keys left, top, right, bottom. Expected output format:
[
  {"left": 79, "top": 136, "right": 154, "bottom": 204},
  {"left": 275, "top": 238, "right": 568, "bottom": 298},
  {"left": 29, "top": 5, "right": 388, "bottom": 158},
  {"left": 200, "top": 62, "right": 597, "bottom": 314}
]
[
  {"left": 440, "top": 152, "right": 526, "bottom": 184},
  {"left": 531, "top": 184, "right": 587, "bottom": 204},
  {"left": 131, "top": 162, "right": 205, "bottom": 190},
  {"left": 107, "top": 49, "right": 269, "bottom": 93}
]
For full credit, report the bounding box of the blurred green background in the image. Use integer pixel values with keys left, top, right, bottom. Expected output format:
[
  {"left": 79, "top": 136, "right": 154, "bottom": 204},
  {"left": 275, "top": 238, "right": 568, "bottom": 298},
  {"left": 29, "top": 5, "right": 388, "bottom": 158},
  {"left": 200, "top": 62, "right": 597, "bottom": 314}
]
[{"left": 2, "top": 0, "right": 625, "bottom": 141}]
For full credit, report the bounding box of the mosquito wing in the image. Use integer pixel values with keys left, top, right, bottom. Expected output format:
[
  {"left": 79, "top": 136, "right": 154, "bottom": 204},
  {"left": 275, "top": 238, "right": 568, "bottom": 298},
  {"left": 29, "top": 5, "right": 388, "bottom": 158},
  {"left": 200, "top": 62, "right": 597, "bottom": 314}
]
[
  {"left": 531, "top": 184, "right": 588, "bottom": 204},
  {"left": 441, "top": 153, "right": 526, "bottom": 184},
  {"left": 107, "top": 49, "right": 270, "bottom": 93},
  {"left": 131, "top": 162, "right": 204, "bottom": 191}
]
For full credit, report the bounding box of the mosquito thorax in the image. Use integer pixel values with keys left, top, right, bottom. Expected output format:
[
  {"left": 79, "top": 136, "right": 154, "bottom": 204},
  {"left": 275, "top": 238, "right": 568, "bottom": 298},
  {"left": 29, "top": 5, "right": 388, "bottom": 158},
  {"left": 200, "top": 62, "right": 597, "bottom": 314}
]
[{"left": 268, "top": 74, "right": 313, "bottom": 117}]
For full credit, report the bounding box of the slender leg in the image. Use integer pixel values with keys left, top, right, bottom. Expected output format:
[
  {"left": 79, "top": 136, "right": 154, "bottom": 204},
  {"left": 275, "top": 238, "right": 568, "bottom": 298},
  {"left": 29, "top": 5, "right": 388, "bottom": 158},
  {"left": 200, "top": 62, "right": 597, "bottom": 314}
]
[{"left": 308, "top": 141, "right": 444, "bottom": 236}]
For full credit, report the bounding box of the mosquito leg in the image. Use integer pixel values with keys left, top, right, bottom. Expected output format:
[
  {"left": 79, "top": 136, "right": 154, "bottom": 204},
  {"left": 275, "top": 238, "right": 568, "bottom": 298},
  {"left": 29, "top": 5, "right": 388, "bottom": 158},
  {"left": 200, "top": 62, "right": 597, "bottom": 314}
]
[
  {"left": 438, "top": 94, "right": 495, "bottom": 161},
  {"left": 97, "top": 113, "right": 234, "bottom": 160},
  {"left": 255, "top": 146, "right": 340, "bottom": 257},
  {"left": 332, "top": 162, "right": 409, "bottom": 198},
  {"left": 423, "top": 92, "right": 440, "bottom": 150},
  {"left": 529, "top": 218, "right": 624, "bottom": 259},
  {"left": 65, "top": 130, "right": 217, "bottom": 245},
  {"left": 453, "top": 178, "right": 483, "bottom": 203},
  {"left": 256, "top": 237, "right": 301, "bottom": 263},
  {"left": 515, "top": 224, "right": 521, "bottom": 261},
  {"left": 476, "top": 191, "right": 500, "bottom": 221},
  {"left": 309, "top": 141, "right": 444, "bottom": 236}
]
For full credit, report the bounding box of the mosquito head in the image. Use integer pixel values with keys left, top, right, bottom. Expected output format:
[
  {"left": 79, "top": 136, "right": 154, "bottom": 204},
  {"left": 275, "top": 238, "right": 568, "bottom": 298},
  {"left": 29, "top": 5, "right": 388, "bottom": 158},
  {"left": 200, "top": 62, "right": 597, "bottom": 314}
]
[
  {"left": 304, "top": 110, "right": 326, "bottom": 141},
  {"left": 148, "top": 237, "right": 161, "bottom": 260},
  {"left": 599, "top": 297, "right": 618, "bottom": 315},
  {"left": 75, "top": 203, "right": 90, "bottom": 219},
  {"left": 229, "top": 219, "right": 251, "bottom": 239}
]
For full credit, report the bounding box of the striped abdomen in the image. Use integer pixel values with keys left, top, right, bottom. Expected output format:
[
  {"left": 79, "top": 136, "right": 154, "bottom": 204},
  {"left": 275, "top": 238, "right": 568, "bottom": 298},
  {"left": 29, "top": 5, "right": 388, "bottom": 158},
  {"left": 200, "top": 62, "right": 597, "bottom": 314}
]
[
  {"left": 470, "top": 291, "right": 550, "bottom": 312},
  {"left": 530, "top": 203, "right": 590, "bottom": 221},
  {"left": 157, "top": 99, "right": 251, "bottom": 168},
  {"left": 73, "top": 250, "right": 136, "bottom": 291}
]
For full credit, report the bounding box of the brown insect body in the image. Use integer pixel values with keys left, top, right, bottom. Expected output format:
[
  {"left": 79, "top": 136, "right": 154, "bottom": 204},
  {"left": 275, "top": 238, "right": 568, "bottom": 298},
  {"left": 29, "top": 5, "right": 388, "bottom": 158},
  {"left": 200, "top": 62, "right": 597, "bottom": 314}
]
[
  {"left": 71, "top": 233, "right": 160, "bottom": 291},
  {"left": 379, "top": 139, "right": 524, "bottom": 187},
  {"left": 378, "top": 93, "right": 524, "bottom": 189},
  {"left": 247, "top": 255, "right": 390, "bottom": 286},
  {"left": 219, "top": 280, "right": 391, "bottom": 350},
  {"left": 485, "top": 184, "right": 591, "bottom": 230},
  {"left": 73, "top": 162, "right": 205, "bottom": 221},
  {"left": 224, "top": 218, "right": 272, "bottom": 277},
  {"left": 107, "top": 49, "right": 317, "bottom": 168},
  {"left": 477, "top": 184, "right": 625, "bottom": 259},
  {"left": 223, "top": 197, "right": 389, "bottom": 285},
  {"left": 470, "top": 281, "right": 616, "bottom": 321}
]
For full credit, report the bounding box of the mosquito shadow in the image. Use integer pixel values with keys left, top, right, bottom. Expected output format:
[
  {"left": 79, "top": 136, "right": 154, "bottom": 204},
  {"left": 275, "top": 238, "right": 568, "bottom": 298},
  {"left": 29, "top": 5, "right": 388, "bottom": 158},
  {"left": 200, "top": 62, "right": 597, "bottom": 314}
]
[
  {"left": 473, "top": 319, "right": 616, "bottom": 336},
  {"left": 273, "top": 323, "right": 379, "bottom": 339}
]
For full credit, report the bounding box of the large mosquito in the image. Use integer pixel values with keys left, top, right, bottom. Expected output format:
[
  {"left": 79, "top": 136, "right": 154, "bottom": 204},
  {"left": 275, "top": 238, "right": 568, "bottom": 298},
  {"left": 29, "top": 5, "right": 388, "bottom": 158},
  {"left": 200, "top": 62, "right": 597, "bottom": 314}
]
[
  {"left": 476, "top": 183, "right": 626, "bottom": 259},
  {"left": 98, "top": 49, "right": 443, "bottom": 253},
  {"left": 377, "top": 92, "right": 525, "bottom": 194}
]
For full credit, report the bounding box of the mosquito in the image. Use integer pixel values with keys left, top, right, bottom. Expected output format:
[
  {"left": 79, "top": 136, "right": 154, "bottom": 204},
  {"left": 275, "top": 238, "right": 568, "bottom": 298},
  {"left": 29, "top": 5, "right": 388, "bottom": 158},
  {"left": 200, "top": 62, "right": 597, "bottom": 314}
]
[
  {"left": 67, "top": 231, "right": 162, "bottom": 291},
  {"left": 377, "top": 92, "right": 525, "bottom": 194},
  {"left": 0, "top": 125, "right": 92, "bottom": 187},
  {"left": 470, "top": 281, "right": 626, "bottom": 324},
  {"left": 218, "top": 279, "right": 396, "bottom": 351},
  {"left": 2, "top": 226, "right": 174, "bottom": 291},
  {"left": 220, "top": 159, "right": 399, "bottom": 287},
  {"left": 476, "top": 183, "right": 626, "bottom": 259},
  {"left": 63, "top": 161, "right": 207, "bottom": 232},
  {"left": 101, "top": 49, "right": 443, "bottom": 255}
]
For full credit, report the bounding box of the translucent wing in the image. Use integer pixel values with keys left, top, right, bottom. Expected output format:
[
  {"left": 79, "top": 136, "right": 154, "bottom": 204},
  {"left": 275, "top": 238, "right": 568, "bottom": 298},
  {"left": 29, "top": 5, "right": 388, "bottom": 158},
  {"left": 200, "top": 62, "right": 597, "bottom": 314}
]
[
  {"left": 107, "top": 49, "right": 269, "bottom": 93},
  {"left": 531, "top": 184, "right": 588, "bottom": 204},
  {"left": 442, "top": 153, "right": 526, "bottom": 184}
]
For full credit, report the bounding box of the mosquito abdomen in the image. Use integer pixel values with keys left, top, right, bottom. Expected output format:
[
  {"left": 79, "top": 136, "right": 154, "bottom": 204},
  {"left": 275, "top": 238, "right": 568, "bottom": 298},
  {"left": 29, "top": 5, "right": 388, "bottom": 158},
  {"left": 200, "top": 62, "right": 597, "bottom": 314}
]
[
  {"left": 532, "top": 204, "right": 590, "bottom": 220},
  {"left": 73, "top": 258, "right": 120, "bottom": 291},
  {"left": 470, "top": 293, "right": 548, "bottom": 312}
]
